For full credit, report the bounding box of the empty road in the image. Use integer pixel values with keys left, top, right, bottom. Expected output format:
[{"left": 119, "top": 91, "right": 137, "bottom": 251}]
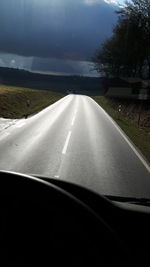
[{"left": 0, "top": 94, "right": 149, "bottom": 198}]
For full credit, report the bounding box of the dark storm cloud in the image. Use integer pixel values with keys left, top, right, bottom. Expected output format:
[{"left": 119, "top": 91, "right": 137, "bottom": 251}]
[{"left": 0, "top": 0, "right": 118, "bottom": 61}]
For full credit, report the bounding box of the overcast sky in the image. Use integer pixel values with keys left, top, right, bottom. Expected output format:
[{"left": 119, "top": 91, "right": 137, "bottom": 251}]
[{"left": 0, "top": 0, "right": 126, "bottom": 76}]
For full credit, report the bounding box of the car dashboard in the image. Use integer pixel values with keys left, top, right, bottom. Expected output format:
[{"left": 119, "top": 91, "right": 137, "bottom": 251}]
[{"left": 0, "top": 171, "right": 150, "bottom": 266}]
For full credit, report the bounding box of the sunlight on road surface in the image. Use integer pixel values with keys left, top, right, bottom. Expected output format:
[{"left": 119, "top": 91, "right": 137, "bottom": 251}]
[
  {"left": 0, "top": 118, "right": 18, "bottom": 132},
  {"left": 0, "top": 95, "right": 149, "bottom": 198}
]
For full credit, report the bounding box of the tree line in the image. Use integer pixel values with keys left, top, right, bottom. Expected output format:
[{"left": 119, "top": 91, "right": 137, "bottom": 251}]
[{"left": 94, "top": 0, "right": 150, "bottom": 78}]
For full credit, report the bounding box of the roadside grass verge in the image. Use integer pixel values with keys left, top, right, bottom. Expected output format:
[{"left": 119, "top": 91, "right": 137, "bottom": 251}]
[
  {"left": 0, "top": 84, "right": 65, "bottom": 119},
  {"left": 92, "top": 96, "right": 150, "bottom": 163}
]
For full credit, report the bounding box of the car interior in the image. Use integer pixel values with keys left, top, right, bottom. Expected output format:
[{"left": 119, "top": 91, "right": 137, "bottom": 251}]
[{"left": 1, "top": 170, "right": 150, "bottom": 266}]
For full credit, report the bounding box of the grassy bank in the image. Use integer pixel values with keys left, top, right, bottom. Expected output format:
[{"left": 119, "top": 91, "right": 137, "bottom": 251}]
[
  {"left": 0, "top": 84, "right": 65, "bottom": 119},
  {"left": 92, "top": 96, "right": 150, "bottom": 163}
]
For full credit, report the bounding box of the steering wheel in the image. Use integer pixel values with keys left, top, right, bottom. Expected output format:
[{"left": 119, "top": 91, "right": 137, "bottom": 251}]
[{"left": 0, "top": 171, "right": 129, "bottom": 266}]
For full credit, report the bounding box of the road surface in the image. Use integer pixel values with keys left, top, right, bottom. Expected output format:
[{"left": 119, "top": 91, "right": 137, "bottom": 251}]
[{"left": 0, "top": 94, "right": 149, "bottom": 198}]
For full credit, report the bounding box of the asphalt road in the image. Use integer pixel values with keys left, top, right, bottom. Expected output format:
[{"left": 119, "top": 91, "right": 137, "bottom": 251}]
[{"left": 0, "top": 94, "right": 150, "bottom": 198}]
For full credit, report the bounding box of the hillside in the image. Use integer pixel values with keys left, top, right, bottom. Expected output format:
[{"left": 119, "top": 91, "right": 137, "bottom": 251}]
[
  {"left": 0, "top": 67, "right": 104, "bottom": 96},
  {"left": 0, "top": 84, "right": 65, "bottom": 119}
]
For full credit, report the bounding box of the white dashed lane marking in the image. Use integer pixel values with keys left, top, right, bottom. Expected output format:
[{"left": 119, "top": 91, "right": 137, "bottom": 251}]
[{"left": 62, "top": 131, "right": 72, "bottom": 155}]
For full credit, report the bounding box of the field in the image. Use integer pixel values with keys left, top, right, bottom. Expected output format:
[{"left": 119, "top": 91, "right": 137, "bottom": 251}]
[{"left": 0, "top": 84, "right": 65, "bottom": 119}]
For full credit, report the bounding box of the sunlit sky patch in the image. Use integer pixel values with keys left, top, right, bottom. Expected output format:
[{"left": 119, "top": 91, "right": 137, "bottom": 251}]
[{"left": 84, "top": 0, "right": 126, "bottom": 6}]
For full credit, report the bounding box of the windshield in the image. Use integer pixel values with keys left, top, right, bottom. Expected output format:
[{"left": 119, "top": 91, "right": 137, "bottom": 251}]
[{"left": 0, "top": 0, "right": 149, "bottom": 200}]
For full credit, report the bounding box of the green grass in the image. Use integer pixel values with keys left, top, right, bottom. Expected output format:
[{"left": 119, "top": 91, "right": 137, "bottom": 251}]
[
  {"left": 92, "top": 96, "right": 150, "bottom": 163},
  {"left": 0, "top": 84, "right": 65, "bottom": 119}
]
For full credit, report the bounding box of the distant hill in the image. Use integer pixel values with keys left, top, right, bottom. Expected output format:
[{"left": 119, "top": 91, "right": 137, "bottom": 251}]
[{"left": 0, "top": 67, "right": 104, "bottom": 96}]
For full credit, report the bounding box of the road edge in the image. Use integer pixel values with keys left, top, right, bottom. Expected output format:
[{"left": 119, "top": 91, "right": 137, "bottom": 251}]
[{"left": 93, "top": 99, "right": 150, "bottom": 173}]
